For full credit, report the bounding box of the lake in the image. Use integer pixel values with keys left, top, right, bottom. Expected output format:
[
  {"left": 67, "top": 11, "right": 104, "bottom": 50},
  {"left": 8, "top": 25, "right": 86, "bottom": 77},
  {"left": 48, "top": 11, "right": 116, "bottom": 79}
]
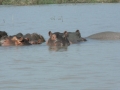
[{"left": 0, "top": 3, "right": 120, "bottom": 90}]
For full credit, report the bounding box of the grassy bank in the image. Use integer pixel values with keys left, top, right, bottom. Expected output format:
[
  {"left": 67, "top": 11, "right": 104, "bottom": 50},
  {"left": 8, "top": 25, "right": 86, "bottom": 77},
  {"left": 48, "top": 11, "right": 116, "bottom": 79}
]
[{"left": 0, "top": 0, "right": 120, "bottom": 5}]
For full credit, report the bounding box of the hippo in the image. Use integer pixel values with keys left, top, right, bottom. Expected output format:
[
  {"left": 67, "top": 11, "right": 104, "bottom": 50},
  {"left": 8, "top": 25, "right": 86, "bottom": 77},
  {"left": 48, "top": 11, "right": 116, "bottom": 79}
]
[
  {"left": 0, "top": 31, "right": 45, "bottom": 46},
  {"left": 66, "top": 30, "right": 87, "bottom": 43},
  {"left": 1, "top": 36, "right": 31, "bottom": 46},
  {"left": 47, "top": 31, "right": 70, "bottom": 46},
  {"left": 24, "top": 33, "right": 45, "bottom": 44},
  {"left": 87, "top": 31, "right": 120, "bottom": 40}
]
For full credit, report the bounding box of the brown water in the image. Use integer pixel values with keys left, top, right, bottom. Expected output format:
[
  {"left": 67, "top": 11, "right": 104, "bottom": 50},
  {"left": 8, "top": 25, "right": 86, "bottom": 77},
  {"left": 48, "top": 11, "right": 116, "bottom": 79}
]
[{"left": 0, "top": 3, "right": 120, "bottom": 90}]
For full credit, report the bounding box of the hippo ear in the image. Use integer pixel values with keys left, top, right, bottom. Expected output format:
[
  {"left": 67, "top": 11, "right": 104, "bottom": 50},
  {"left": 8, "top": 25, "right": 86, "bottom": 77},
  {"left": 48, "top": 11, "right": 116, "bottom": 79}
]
[
  {"left": 76, "top": 29, "right": 81, "bottom": 38},
  {"left": 48, "top": 31, "right": 52, "bottom": 37},
  {"left": 76, "top": 30, "right": 80, "bottom": 33},
  {"left": 62, "top": 31, "right": 68, "bottom": 38},
  {"left": 63, "top": 31, "right": 68, "bottom": 37}
]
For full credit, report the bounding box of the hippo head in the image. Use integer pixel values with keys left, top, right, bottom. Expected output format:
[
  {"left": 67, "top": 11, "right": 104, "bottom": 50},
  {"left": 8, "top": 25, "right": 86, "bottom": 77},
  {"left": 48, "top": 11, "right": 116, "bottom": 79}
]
[
  {"left": 24, "top": 33, "right": 45, "bottom": 44},
  {"left": 11, "top": 36, "right": 24, "bottom": 46},
  {"left": 47, "top": 31, "right": 70, "bottom": 46},
  {"left": 47, "top": 31, "right": 59, "bottom": 46},
  {"left": 1, "top": 37, "right": 14, "bottom": 46},
  {"left": 67, "top": 30, "right": 87, "bottom": 43},
  {"left": 12, "top": 36, "right": 31, "bottom": 46}
]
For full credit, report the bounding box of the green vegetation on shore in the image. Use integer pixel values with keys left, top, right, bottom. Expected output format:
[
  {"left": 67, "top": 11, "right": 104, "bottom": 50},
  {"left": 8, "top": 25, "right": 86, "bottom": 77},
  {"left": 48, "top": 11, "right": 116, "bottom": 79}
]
[{"left": 0, "top": 0, "right": 120, "bottom": 5}]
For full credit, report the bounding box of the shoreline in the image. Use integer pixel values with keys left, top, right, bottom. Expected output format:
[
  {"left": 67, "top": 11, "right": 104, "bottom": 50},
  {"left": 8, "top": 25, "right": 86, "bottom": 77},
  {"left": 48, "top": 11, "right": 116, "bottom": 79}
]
[{"left": 0, "top": 0, "right": 120, "bottom": 5}]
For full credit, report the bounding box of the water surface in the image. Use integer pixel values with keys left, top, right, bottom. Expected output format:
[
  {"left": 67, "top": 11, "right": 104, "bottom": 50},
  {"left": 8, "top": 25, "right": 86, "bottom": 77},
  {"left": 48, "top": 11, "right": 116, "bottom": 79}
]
[{"left": 0, "top": 3, "right": 120, "bottom": 90}]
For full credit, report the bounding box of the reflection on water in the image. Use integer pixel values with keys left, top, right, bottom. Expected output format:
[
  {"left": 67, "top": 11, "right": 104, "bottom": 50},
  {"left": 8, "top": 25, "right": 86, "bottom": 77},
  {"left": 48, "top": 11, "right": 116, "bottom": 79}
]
[
  {"left": 48, "top": 46, "right": 68, "bottom": 52},
  {"left": 0, "top": 3, "right": 120, "bottom": 90}
]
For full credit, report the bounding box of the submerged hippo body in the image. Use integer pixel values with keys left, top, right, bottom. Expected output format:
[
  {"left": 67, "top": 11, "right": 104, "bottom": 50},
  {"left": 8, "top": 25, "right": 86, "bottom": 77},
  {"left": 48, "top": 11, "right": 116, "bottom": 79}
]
[{"left": 87, "top": 31, "right": 120, "bottom": 40}]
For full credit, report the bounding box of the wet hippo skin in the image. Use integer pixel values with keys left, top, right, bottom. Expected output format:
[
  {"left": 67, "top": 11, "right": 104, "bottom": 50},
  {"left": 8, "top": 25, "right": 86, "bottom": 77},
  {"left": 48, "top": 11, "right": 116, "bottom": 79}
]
[{"left": 87, "top": 31, "right": 120, "bottom": 40}]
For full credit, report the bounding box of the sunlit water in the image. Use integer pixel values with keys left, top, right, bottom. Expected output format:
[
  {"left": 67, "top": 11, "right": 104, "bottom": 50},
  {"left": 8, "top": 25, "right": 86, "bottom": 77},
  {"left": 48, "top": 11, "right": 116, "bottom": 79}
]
[{"left": 0, "top": 3, "right": 120, "bottom": 90}]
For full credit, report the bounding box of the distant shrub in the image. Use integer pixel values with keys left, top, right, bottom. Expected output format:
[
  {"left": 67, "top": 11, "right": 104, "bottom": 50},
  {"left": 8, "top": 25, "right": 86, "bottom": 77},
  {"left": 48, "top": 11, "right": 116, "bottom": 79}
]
[{"left": 1, "top": 0, "right": 120, "bottom": 5}]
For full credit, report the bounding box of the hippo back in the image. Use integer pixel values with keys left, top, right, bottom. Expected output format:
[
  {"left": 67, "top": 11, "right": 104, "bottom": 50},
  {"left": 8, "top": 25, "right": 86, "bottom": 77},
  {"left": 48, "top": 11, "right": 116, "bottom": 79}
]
[
  {"left": 16, "top": 33, "right": 23, "bottom": 37},
  {"left": 87, "top": 31, "right": 120, "bottom": 40},
  {"left": 24, "top": 33, "right": 32, "bottom": 40}
]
